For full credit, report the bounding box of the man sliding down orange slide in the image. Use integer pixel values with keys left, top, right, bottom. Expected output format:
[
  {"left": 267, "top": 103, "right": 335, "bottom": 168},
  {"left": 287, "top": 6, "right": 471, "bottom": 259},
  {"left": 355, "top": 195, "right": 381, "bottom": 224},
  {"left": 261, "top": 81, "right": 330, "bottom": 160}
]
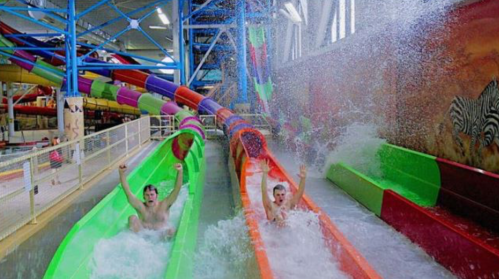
[{"left": 260, "top": 160, "right": 307, "bottom": 227}]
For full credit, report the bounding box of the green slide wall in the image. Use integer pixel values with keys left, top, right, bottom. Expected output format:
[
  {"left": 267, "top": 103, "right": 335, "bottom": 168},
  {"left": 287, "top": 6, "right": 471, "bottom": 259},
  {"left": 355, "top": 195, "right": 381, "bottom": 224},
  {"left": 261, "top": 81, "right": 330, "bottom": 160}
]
[
  {"left": 44, "top": 130, "right": 205, "bottom": 279},
  {"left": 327, "top": 143, "right": 442, "bottom": 214}
]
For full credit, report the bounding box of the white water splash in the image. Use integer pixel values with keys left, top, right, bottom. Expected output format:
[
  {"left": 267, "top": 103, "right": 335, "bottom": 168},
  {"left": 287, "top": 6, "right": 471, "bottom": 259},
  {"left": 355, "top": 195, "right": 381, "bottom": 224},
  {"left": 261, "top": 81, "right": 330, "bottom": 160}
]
[
  {"left": 194, "top": 213, "right": 256, "bottom": 279},
  {"left": 90, "top": 184, "right": 188, "bottom": 279},
  {"left": 245, "top": 162, "right": 350, "bottom": 279},
  {"left": 325, "top": 123, "right": 386, "bottom": 177}
]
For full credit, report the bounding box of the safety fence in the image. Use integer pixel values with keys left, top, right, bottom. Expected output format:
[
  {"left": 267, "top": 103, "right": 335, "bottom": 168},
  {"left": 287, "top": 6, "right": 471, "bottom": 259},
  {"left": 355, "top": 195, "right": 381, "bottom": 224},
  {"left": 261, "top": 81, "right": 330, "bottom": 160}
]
[
  {"left": 0, "top": 113, "right": 270, "bottom": 241},
  {"left": 0, "top": 117, "right": 150, "bottom": 241},
  {"left": 149, "top": 114, "right": 271, "bottom": 140},
  {"left": 150, "top": 115, "right": 220, "bottom": 140}
]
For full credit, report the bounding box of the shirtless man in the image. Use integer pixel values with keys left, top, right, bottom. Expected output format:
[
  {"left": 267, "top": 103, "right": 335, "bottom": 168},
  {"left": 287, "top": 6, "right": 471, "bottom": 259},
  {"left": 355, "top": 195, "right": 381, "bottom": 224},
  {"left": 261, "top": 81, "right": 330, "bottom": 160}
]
[
  {"left": 118, "top": 163, "right": 183, "bottom": 235},
  {"left": 260, "top": 160, "right": 307, "bottom": 226}
]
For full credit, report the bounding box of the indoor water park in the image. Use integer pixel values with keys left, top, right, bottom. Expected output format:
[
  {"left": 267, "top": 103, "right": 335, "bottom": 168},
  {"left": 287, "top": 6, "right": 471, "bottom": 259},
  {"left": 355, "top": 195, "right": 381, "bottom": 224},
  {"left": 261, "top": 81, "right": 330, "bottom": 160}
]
[{"left": 0, "top": 0, "right": 498, "bottom": 278}]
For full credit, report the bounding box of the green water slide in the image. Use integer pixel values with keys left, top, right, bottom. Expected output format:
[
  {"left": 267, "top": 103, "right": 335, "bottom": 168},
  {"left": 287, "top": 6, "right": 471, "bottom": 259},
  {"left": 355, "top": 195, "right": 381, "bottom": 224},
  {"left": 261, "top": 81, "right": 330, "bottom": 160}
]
[
  {"left": 44, "top": 130, "right": 205, "bottom": 279},
  {"left": 327, "top": 143, "right": 441, "bottom": 215}
]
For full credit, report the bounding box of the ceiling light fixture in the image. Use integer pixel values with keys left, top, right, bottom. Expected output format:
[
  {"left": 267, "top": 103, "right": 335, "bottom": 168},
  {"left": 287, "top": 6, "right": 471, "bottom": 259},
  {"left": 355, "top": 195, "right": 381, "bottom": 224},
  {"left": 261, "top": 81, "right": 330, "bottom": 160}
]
[
  {"left": 284, "top": 2, "right": 302, "bottom": 23},
  {"left": 149, "top": 25, "right": 168, "bottom": 30},
  {"left": 156, "top": 7, "right": 170, "bottom": 25}
]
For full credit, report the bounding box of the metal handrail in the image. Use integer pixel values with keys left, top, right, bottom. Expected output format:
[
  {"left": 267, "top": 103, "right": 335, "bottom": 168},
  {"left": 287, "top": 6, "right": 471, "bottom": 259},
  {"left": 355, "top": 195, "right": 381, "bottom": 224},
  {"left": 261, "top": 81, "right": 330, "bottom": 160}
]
[{"left": 0, "top": 116, "right": 151, "bottom": 241}]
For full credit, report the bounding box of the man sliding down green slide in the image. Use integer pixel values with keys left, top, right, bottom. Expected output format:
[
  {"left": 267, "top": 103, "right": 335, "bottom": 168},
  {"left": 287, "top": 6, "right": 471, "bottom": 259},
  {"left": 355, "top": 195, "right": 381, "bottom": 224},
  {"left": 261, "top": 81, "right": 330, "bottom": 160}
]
[
  {"left": 44, "top": 130, "right": 206, "bottom": 279},
  {"left": 119, "top": 163, "right": 183, "bottom": 237}
]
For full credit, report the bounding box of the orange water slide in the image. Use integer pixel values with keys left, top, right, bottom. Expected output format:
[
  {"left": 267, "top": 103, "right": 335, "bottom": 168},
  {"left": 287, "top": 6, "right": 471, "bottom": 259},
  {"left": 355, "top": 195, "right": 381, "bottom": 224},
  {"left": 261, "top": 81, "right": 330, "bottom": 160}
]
[{"left": 231, "top": 129, "right": 381, "bottom": 279}]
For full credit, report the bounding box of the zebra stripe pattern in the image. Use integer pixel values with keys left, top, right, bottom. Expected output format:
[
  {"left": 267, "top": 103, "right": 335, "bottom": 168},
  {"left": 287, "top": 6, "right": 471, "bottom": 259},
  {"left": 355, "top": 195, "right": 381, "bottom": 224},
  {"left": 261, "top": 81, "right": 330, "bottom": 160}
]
[{"left": 447, "top": 79, "right": 499, "bottom": 161}]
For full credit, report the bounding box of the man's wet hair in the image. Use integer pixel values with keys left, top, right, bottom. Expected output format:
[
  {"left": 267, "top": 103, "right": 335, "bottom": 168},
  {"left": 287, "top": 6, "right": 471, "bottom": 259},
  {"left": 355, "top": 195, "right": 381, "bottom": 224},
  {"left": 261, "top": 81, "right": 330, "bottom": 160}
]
[
  {"left": 273, "top": 184, "right": 286, "bottom": 194},
  {"left": 143, "top": 184, "right": 158, "bottom": 194}
]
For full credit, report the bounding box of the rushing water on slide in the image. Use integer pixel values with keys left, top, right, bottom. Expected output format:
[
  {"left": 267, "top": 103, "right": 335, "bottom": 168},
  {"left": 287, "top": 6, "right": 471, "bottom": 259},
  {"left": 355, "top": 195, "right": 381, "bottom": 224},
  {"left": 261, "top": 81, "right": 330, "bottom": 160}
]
[
  {"left": 268, "top": 122, "right": 456, "bottom": 279},
  {"left": 89, "top": 182, "right": 188, "bottom": 279}
]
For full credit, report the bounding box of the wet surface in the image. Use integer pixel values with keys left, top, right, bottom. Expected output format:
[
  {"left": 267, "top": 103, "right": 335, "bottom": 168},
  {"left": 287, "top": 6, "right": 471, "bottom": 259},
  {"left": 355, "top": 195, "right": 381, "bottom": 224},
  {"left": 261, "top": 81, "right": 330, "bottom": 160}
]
[{"left": 0, "top": 141, "right": 159, "bottom": 279}]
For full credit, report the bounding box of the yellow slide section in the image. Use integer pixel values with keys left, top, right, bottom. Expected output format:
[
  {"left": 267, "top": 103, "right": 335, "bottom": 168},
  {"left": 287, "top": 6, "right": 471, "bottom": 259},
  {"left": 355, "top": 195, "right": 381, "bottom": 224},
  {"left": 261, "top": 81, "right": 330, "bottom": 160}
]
[
  {"left": 0, "top": 64, "right": 56, "bottom": 86},
  {"left": 0, "top": 65, "right": 140, "bottom": 115}
]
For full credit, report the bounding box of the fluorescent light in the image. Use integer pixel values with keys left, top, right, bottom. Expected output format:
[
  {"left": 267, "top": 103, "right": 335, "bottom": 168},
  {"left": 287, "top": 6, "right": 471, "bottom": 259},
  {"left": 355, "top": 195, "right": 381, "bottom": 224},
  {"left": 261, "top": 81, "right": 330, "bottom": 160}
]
[
  {"left": 284, "top": 2, "right": 302, "bottom": 23},
  {"left": 157, "top": 56, "right": 174, "bottom": 75},
  {"left": 299, "top": 0, "right": 308, "bottom": 25},
  {"left": 156, "top": 7, "right": 170, "bottom": 25},
  {"left": 279, "top": 9, "right": 296, "bottom": 23},
  {"left": 159, "top": 13, "right": 170, "bottom": 25},
  {"left": 149, "top": 25, "right": 167, "bottom": 30}
]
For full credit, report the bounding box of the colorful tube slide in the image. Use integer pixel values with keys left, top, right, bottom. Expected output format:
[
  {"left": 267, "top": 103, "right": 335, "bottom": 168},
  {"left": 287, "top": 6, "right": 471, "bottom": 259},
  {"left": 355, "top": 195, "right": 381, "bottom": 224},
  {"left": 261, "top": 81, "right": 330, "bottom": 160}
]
[
  {"left": 0, "top": 33, "right": 205, "bottom": 157},
  {"left": 0, "top": 100, "right": 139, "bottom": 116},
  {"left": 0, "top": 86, "right": 51, "bottom": 105},
  {"left": 0, "top": 64, "right": 57, "bottom": 86},
  {"left": 0, "top": 22, "right": 380, "bottom": 277},
  {"left": 0, "top": 67, "right": 140, "bottom": 115},
  {"left": 44, "top": 130, "right": 205, "bottom": 278},
  {"left": 327, "top": 143, "right": 499, "bottom": 278}
]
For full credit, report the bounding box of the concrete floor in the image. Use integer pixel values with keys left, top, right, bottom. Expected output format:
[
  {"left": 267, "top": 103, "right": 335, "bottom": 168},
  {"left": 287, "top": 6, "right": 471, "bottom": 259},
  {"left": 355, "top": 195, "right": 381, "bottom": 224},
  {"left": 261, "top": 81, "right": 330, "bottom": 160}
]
[{"left": 0, "top": 141, "right": 159, "bottom": 279}]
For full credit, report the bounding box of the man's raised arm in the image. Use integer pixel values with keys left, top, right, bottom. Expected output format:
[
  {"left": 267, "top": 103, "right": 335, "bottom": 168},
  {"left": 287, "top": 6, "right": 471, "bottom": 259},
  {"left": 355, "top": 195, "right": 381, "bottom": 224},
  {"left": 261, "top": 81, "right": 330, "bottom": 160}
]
[
  {"left": 260, "top": 160, "right": 272, "bottom": 211},
  {"left": 290, "top": 165, "right": 307, "bottom": 208},
  {"left": 119, "top": 164, "right": 145, "bottom": 212},
  {"left": 161, "top": 163, "right": 183, "bottom": 209}
]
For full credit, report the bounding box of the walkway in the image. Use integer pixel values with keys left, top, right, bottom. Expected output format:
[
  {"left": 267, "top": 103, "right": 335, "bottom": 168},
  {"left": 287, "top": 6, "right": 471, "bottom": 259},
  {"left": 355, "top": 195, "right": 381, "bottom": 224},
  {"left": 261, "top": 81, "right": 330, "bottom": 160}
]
[{"left": 0, "top": 141, "right": 159, "bottom": 279}]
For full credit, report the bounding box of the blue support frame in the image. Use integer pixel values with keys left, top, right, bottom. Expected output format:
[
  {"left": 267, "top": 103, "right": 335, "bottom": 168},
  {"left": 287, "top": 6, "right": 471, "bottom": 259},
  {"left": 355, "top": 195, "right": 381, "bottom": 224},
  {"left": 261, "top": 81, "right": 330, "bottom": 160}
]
[
  {"left": 184, "top": 0, "right": 273, "bottom": 107},
  {"left": 2, "top": 0, "right": 274, "bottom": 107},
  {"left": 235, "top": 0, "right": 247, "bottom": 104},
  {"left": 179, "top": 0, "right": 186, "bottom": 85},
  {"left": 0, "top": 49, "right": 64, "bottom": 77},
  {"left": 1, "top": 0, "right": 182, "bottom": 96},
  {"left": 67, "top": 0, "right": 79, "bottom": 97},
  {"left": 77, "top": 0, "right": 179, "bottom": 74},
  {"left": 188, "top": 0, "right": 195, "bottom": 87}
]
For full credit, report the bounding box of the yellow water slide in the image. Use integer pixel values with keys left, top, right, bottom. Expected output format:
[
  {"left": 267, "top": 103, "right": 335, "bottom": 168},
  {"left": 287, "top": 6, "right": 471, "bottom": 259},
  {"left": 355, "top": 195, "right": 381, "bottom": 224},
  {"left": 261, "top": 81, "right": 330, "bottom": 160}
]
[{"left": 0, "top": 64, "right": 140, "bottom": 115}]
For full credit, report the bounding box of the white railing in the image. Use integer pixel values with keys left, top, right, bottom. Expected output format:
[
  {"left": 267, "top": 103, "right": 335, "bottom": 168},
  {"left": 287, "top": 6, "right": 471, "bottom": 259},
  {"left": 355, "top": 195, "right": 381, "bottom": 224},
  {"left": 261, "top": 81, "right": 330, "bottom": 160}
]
[
  {"left": 0, "top": 113, "right": 271, "bottom": 241},
  {"left": 0, "top": 117, "right": 150, "bottom": 241},
  {"left": 149, "top": 115, "right": 176, "bottom": 140}
]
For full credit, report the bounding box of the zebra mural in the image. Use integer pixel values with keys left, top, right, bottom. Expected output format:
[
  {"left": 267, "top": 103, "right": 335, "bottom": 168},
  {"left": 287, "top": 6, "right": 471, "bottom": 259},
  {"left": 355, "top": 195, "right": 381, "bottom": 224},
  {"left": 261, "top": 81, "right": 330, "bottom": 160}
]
[{"left": 442, "top": 78, "right": 499, "bottom": 164}]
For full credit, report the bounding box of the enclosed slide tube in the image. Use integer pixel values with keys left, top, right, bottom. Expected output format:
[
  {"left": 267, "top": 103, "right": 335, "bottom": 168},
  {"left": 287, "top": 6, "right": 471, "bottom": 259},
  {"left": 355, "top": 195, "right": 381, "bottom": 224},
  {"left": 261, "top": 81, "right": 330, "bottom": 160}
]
[{"left": 0, "top": 24, "right": 380, "bottom": 278}]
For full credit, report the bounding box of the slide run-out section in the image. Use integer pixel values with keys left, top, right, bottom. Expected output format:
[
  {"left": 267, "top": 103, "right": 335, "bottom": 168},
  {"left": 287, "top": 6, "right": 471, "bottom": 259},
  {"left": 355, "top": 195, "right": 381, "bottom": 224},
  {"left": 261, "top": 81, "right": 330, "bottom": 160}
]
[
  {"left": 44, "top": 130, "right": 205, "bottom": 279},
  {"left": 229, "top": 131, "right": 381, "bottom": 279},
  {"left": 327, "top": 143, "right": 499, "bottom": 279}
]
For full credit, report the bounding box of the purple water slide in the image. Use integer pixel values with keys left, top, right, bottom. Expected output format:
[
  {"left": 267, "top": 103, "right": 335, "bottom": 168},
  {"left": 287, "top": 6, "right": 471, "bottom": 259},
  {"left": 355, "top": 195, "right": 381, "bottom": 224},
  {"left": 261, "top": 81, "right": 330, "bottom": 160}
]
[
  {"left": 85, "top": 57, "right": 112, "bottom": 77},
  {"left": 179, "top": 124, "right": 206, "bottom": 140},
  {"left": 198, "top": 97, "right": 223, "bottom": 115},
  {"left": 116, "top": 87, "right": 142, "bottom": 108},
  {"left": 179, "top": 116, "right": 201, "bottom": 127},
  {"left": 13, "top": 50, "right": 36, "bottom": 72},
  {"left": 145, "top": 75, "right": 178, "bottom": 100},
  {"left": 161, "top": 101, "right": 181, "bottom": 115}
]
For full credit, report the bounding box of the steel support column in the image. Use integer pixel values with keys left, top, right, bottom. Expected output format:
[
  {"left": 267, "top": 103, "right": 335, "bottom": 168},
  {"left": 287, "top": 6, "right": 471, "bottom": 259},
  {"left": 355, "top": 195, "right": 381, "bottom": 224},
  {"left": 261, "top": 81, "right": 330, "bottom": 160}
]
[
  {"left": 67, "top": 0, "right": 79, "bottom": 97},
  {"left": 236, "top": 0, "right": 247, "bottom": 104},
  {"left": 173, "top": 0, "right": 180, "bottom": 84},
  {"left": 56, "top": 88, "right": 65, "bottom": 136},
  {"left": 187, "top": 0, "right": 194, "bottom": 86},
  {"left": 179, "top": 0, "right": 186, "bottom": 85},
  {"left": 6, "top": 82, "right": 14, "bottom": 140}
]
